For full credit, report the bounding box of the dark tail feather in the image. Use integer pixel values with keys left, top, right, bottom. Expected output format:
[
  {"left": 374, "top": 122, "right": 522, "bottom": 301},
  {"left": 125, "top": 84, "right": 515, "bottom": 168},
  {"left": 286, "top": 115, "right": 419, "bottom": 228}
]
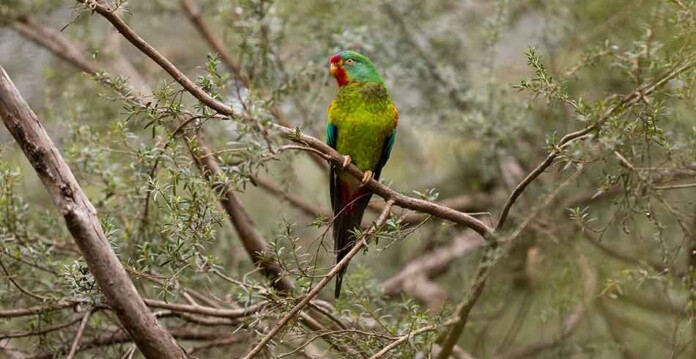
[
  {"left": 332, "top": 187, "right": 372, "bottom": 299},
  {"left": 333, "top": 205, "right": 362, "bottom": 298}
]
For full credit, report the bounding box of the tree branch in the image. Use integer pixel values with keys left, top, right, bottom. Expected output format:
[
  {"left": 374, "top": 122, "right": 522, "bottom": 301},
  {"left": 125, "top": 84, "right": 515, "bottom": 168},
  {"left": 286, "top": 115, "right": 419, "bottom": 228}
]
[
  {"left": 187, "top": 133, "right": 295, "bottom": 293},
  {"left": 0, "top": 66, "right": 186, "bottom": 358}
]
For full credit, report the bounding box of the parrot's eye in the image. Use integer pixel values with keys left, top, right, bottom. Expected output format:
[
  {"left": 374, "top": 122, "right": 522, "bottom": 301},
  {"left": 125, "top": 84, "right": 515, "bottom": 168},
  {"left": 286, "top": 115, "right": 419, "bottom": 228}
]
[{"left": 345, "top": 58, "right": 355, "bottom": 65}]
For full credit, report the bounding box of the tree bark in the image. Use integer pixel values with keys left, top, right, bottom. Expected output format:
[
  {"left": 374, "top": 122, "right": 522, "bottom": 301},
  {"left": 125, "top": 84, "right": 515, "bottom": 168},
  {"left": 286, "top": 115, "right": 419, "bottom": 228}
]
[{"left": 0, "top": 66, "right": 186, "bottom": 359}]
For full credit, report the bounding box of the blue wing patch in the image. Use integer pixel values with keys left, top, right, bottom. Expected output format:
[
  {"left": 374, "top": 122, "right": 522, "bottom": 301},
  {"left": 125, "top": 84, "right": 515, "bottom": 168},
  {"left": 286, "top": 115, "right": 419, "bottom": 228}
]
[
  {"left": 374, "top": 130, "right": 396, "bottom": 180},
  {"left": 327, "top": 123, "right": 338, "bottom": 149}
]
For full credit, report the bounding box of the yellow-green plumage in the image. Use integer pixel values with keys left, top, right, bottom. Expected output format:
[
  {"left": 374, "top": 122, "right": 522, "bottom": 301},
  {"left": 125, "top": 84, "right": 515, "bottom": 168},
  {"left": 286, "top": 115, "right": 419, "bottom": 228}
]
[
  {"left": 329, "top": 82, "right": 397, "bottom": 172},
  {"left": 327, "top": 51, "right": 397, "bottom": 298}
]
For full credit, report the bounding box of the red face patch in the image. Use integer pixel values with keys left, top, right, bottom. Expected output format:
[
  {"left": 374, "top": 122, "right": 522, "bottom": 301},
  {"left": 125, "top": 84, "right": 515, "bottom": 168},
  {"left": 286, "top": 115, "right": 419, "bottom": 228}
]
[{"left": 329, "top": 55, "right": 349, "bottom": 87}]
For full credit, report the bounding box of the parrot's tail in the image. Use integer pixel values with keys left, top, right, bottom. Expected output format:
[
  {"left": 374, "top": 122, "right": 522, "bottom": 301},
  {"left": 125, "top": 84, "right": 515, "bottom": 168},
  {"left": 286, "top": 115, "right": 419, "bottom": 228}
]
[{"left": 333, "top": 184, "right": 372, "bottom": 299}]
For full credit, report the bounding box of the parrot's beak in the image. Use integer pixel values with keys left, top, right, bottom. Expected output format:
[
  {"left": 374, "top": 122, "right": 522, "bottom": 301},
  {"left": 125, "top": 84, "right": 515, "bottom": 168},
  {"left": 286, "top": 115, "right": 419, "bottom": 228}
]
[{"left": 330, "top": 61, "right": 339, "bottom": 76}]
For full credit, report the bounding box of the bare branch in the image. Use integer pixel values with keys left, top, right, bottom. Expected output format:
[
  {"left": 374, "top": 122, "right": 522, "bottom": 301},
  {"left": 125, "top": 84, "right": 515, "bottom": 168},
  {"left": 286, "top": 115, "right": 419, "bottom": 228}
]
[
  {"left": 66, "top": 310, "right": 93, "bottom": 359},
  {"left": 12, "top": 16, "right": 97, "bottom": 74},
  {"left": 0, "top": 300, "right": 78, "bottom": 318},
  {"left": 143, "top": 298, "right": 267, "bottom": 319}
]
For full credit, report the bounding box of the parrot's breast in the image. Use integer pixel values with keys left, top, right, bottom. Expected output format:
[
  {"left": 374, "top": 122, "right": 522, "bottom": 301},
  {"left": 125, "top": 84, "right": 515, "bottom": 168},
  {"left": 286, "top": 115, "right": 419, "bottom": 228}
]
[{"left": 328, "top": 82, "right": 396, "bottom": 172}]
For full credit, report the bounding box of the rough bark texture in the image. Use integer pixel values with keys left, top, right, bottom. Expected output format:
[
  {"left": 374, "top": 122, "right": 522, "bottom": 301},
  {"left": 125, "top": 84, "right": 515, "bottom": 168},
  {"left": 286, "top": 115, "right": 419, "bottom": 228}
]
[{"left": 0, "top": 66, "right": 186, "bottom": 359}]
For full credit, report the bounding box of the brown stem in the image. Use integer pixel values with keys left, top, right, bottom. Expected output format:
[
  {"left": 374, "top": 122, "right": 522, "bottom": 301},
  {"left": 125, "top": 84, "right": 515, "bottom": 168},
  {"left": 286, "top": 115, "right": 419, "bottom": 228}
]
[{"left": 271, "top": 126, "right": 493, "bottom": 236}]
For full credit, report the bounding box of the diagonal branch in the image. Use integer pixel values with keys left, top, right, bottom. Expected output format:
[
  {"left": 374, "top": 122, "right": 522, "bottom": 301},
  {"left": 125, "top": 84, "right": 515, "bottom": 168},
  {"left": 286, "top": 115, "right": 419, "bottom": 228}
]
[
  {"left": 242, "top": 200, "right": 395, "bottom": 358},
  {"left": 187, "top": 134, "right": 295, "bottom": 292},
  {"left": 0, "top": 66, "right": 186, "bottom": 358},
  {"left": 9, "top": 11, "right": 295, "bottom": 293},
  {"left": 66, "top": 309, "right": 93, "bottom": 359},
  {"left": 180, "top": 0, "right": 250, "bottom": 87}
]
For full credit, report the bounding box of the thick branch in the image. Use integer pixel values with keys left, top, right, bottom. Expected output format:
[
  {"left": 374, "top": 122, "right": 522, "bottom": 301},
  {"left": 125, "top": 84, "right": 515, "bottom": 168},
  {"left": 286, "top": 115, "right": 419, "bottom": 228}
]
[{"left": 0, "top": 67, "right": 185, "bottom": 359}]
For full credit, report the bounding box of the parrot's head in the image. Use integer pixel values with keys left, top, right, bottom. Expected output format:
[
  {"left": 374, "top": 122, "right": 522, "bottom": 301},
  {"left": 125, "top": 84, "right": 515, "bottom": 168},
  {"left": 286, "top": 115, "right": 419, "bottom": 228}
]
[{"left": 329, "top": 50, "right": 383, "bottom": 87}]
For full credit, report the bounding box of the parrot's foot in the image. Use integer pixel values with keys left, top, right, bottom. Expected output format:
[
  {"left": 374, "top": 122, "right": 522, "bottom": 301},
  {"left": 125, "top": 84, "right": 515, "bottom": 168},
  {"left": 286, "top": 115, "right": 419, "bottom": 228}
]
[
  {"left": 360, "top": 170, "right": 373, "bottom": 187},
  {"left": 342, "top": 155, "right": 352, "bottom": 169}
]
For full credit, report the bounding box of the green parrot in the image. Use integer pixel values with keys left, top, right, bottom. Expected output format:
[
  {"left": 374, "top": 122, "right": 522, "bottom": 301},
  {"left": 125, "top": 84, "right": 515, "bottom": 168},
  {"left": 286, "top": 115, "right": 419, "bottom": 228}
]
[{"left": 326, "top": 50, "right": 398, "bottom": 298}]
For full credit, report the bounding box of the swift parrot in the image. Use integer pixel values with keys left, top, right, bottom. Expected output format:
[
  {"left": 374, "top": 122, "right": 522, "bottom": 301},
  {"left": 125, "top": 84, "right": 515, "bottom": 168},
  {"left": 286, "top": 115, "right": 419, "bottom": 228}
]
[{"left": 326, "top": 50, "right": 398, "bottom": 298}]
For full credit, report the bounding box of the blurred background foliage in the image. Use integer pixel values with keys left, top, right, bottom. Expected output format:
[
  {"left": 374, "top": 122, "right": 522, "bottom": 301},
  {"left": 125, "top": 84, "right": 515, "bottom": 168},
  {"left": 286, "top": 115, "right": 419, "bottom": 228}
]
[{"left": 0, "top": 0, "right": 695, "bottom": 357}]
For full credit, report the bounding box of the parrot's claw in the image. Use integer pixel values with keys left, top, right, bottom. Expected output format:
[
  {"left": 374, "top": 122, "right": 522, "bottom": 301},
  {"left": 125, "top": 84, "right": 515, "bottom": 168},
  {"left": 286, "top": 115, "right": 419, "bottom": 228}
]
[
  {"left": 342, "top": 155, "right": 352, "bottom": 169},
  {"left": 360, "top": 170, "right": 373, "bottom": 187}
]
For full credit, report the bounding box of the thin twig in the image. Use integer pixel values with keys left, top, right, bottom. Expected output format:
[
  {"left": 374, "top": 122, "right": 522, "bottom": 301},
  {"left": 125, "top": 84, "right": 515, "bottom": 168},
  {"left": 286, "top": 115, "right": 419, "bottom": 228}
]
[
  {"left": 242, "top": 200, "right": 395, "bottom": 358},
  {"left": 143, "top": 298, "right": 267, "bottom": 319},
  {"left": 66, "top": 310, "right": 93, "bottom": 359},
  {"left": 370, "top": 320, "right": 457, "bottom": 359},
  {"left": 495, "top": 61, "right": 694, "bottom": 232}
]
